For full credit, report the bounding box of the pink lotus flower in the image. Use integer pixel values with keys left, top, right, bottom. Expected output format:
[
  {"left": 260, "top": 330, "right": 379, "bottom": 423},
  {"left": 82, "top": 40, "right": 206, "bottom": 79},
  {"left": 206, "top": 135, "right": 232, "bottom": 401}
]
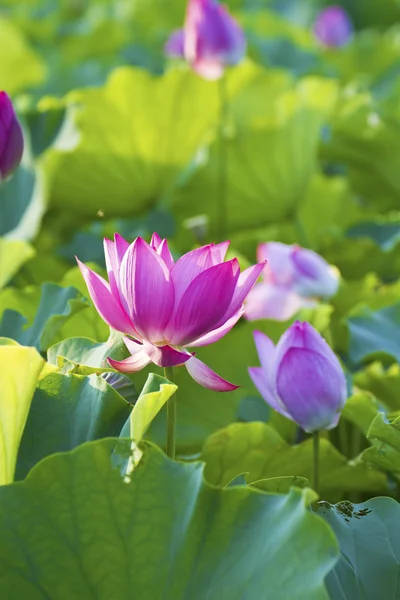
[
  {"left": 165, "top": 0, "right": 246, "bottom": 80},
  {"left": 0, "top": 92, "right": 24, "bottom": 181},
  {"left": 314, "top": 6, "right": 353, "bottom": 48},
  {"left": 244, "top": 242, "right": 339, "bottom": 322},
  {"left": 249, "top": 322, "right": 347, "bottom": 432},
  {"left": 77, "top": 234, "right": 264, "bottom": 391}
]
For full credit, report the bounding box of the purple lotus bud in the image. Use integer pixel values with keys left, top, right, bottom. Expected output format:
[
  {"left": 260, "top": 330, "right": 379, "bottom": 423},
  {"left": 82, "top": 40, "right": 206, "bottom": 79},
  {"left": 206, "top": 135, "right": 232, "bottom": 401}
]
[
  {"left": 0, "top": 92, "right": 24, "bottom": 181},
  {"left": 77, "top": 233, "right": 264, "bottom": 391},
  {"left": 244, "top": 242, "right": 339, "bottom": 322},
  {"left": 314, "top": 6, "right": 353, "bottom": 48},
  {"left": 165, "top": 0, "right": 246, "bottom": 80},
  {"left": 165, "top": 29, "right": 185, "bottom": 58},
  {"left": 249, "top": 322, "right": 347, "bottom": 432}
]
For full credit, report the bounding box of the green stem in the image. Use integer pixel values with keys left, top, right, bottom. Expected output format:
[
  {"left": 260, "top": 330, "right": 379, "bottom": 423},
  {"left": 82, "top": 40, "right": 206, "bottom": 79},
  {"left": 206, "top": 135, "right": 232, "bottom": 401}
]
[
  {"left": 164, "top": 366, "right": 176, "bottom": 460},
  {"left": 312, "top": 431, "right": 320, "bottom": 498},
  {"left": 217, "top": 74, "right": 228, "bottom": 242},
  {"left": 293, "top": 215, "right": 311, "bottom": 249},
  {"left": 349, "top": 426, "right": 362, "bottom": 503},
  {"left": 396, "top": 478, "right": 400, "bottom": 503},
  {"left": 338, "top": 419, "right": 349, "bottom": 458},
  {"left": 350, "top": 425, "right": 361, "bottom": 459}
]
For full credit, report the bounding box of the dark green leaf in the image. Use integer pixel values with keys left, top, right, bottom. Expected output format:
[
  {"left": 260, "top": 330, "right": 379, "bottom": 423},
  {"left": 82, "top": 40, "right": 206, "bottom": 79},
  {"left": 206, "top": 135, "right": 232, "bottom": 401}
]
[
  {"left": 346, "top": 304, "right": 400, "bottom": 366},
  {"left": 0, "top": 167, "right": 36, "bottom": 236},
  {"left": 0, "top": 283, "right": 89, "bottom": 350},
  {"left": 319, "top": 498, "right": 400, "bottom": 600},
  {"left": 16, "top": 372, "right": 132, "bottom": 479},
  {"left": 24, "top": 100, "right": 66, "bottom": 157},
  {"left": 0, "top": 440, "right": 338, "bottom": 599},
  {"left": 201, "top": 422, "right": 387, "bottom": 499},
  {"left": 347, "top": 220, "right": 400, "bottom": 252}
]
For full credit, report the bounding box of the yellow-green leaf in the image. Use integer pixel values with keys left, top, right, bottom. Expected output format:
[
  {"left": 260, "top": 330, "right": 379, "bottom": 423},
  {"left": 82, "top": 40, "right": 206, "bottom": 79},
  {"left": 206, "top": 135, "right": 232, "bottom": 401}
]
[
  {"left": 129, "top": 374, "right": 177, "bottom": 445},
  {"left": 0, "top": 238, "right": 35, "bottom": 289},
  {"left": 0, "top": 16, "right": 46, "bottom": 94},
  {"left": 0, "top": 345, "right": 44, "bottom": 485}
]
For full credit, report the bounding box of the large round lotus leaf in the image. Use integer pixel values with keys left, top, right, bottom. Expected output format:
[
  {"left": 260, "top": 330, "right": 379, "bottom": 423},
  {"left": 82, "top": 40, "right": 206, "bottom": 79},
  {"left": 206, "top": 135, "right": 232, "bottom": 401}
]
[
  {"left": 43, "top": 65, "right": 223, "bottom": 217},
  {"left": 0, "top": 439, "right": 338, "bottom": 599},
  {"left": 171, "top": 77, "right": 338, "bottom": 238},
  {"left": 0, "top": 16, "right": 46, "bottom": 94}
]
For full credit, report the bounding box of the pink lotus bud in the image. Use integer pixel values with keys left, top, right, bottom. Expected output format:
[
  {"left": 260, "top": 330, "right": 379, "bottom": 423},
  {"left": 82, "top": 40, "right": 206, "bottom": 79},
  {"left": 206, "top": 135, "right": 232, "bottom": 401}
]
[
  {"left": 77, "top": 234, "right": 264, "bottom": 391},
  {"left": 249, "top": 322, "right": 347, "bottom": 432},
  {"left": 244, "top": 242, "right": 339, "bottom": 322},
  {"left": 314, "top": 6, "right": 353, "bottom": 48},
  {"left": 165, "top": 0, "right": 246, "bottom": 80},
  {"left": 0, "top": 92, "right": 24, "bottom": 181}
]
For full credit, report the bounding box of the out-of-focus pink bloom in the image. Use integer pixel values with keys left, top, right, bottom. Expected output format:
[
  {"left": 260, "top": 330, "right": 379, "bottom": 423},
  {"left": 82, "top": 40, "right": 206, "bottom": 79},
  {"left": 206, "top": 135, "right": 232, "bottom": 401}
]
[
  {"left": 77, "top": 233, "right": 264, "bottom": 392},
  {"left": 165, "top": 0, "right": 246, "bottom": 80},
  {"left": 314, "top": 6, "right": 353, "bottom": 48},
  {"left": 164, "top": 29, "right": 185, "bottom": 58},
  {"left": 0, "top": 92, "right": 24, "bottom": 181},
  {"left": 244, "top": 242, "right": 339, "bottom": 322},
  {"left": 249, "top": 322, "right": 347, "bottom": 432}
]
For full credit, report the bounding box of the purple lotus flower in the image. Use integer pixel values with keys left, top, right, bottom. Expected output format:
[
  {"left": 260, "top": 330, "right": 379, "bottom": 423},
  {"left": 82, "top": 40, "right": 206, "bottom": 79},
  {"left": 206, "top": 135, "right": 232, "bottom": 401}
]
[
  {"left": 77, "top": 233, "right": 264, "bottom": 391},
  {"left": 249, "top": 322, "right": 347, "bottom": 432},
  {"left": 165, "top": 0, "right": 246, "bottom": 80},
  {"left": 314, "top": 6, "right": 353, "bottom": 48},
  {"left": 244, "top": 242, "right": 339, "bottom": 322},
  {"left": 0, "top": 92, "right": 23, "bottom": 181}
]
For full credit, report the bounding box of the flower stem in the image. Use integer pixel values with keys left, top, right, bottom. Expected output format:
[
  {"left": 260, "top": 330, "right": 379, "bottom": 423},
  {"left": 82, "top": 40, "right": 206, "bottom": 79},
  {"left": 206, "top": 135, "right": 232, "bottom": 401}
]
[
  {"left": 338, "top": 418, "right": 349, "bottom": 457},
  {"left": 350, "top": 424, "right": 362, "bottom": 459},
  {"left": 217, "top": 74, "right": 228, "bottom": 242},
  {"left": 312, "top": 431, "right": 320, "bottom": 498},
  {"left": 164, "top": 366, "right": 176, "bottom": 460},
  {"left": 293, "top": 215, "right": 311, "bottom": 249}
]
